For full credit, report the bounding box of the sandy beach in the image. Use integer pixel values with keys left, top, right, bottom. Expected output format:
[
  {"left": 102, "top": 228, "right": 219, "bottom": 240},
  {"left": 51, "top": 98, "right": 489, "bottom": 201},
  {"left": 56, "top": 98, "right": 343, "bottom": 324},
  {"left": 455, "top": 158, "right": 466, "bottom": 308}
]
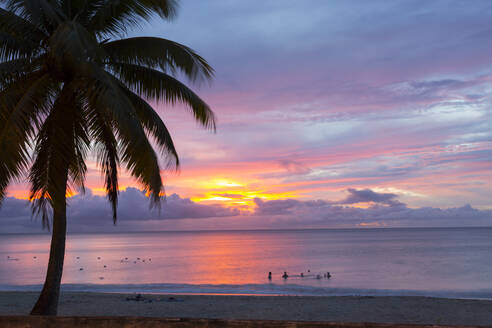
[{"left": 0, "top": 292, "right": 491, "bottom": 325}]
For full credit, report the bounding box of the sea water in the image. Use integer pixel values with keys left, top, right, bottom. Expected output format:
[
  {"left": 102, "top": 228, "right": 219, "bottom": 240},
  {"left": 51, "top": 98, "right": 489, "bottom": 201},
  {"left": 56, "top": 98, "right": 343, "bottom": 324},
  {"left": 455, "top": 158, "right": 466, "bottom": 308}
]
[{"left": 1, "top": 227, "right": 492, "bottom": 298}]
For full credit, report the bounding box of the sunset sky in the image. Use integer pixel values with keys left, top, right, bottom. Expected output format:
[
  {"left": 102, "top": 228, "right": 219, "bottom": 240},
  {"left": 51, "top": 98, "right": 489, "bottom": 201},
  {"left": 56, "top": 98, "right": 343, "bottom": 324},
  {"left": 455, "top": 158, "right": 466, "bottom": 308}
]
[{"left": 1, "top": 0, "right": 492, "bottom": 232}]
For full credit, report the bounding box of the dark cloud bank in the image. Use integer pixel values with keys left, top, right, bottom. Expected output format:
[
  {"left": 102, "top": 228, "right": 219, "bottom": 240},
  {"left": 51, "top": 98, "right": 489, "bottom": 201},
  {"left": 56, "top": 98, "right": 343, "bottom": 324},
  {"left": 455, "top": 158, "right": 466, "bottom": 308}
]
[{"left": 0, "top": 188, "right": 491, "bottom": 233}]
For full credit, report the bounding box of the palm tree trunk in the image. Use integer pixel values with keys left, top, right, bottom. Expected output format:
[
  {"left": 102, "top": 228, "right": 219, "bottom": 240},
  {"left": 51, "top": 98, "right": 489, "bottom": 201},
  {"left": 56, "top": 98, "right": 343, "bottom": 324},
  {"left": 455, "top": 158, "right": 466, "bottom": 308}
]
[{"left": 30, "top": 166, "right": 68, "bottom": 315}]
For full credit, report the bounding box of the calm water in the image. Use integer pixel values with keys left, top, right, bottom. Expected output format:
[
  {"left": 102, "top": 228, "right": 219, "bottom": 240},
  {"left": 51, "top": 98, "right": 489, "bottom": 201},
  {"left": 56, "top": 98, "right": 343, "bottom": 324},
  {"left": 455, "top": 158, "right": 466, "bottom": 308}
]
[{"left": 1, "top": 228, "right": 492, "bottom": 298}]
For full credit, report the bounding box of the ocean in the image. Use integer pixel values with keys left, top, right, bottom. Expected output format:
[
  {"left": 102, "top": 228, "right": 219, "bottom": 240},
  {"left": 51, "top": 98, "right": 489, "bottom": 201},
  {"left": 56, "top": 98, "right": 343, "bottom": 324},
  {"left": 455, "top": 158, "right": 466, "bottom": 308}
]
[{"left": 1, "top": 227, "right": 492, "bottom": 299}]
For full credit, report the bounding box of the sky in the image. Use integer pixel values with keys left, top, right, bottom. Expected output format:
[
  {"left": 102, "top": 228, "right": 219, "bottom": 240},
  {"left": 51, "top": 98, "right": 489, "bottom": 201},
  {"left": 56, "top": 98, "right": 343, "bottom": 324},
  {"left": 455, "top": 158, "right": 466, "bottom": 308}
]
[{"left": 1, "top": 0, "right": 492, "bottom": 232}]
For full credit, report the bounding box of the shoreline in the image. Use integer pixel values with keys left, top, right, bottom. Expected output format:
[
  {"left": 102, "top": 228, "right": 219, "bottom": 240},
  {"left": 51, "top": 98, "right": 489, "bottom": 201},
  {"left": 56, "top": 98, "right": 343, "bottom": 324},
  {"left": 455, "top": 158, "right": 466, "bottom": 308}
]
[
  {"left": 3, "top": 283, "right": 492, "bottom": 300},
  {"left": 1, "top": 292, "right": 492, "bottom": 325}
]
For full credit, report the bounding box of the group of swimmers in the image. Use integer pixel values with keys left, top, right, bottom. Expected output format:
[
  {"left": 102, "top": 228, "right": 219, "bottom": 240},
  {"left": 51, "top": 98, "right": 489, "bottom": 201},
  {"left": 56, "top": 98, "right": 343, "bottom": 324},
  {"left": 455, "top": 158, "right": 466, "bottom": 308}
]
[{"left": 268, "top": 270, "right": 331, "bottom": 280}]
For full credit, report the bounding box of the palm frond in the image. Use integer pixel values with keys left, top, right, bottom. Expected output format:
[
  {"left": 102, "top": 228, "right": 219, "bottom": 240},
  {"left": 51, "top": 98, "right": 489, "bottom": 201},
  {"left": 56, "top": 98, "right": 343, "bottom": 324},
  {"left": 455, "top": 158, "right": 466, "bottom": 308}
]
[
  {"left": 103, "top": 37, "right": 213, "bottom": 82},
  {"left": 89, "top": 0, "right": 178, "bottom": 37},
  {"left": 0, "top": 7, "right": 47, "bottom": 42},
  {"left": 0, "top": 72, "right": 54, "bottom": 205},
  {"left": 80, "top": 63, "right": 163, "bottom": 206},
  {"left": 119, "top": 84, "right": 179, "bottom": 169},
  {"left": 0, "top": 31, "right": 42, "bottom": 61},
  {"left": 0, "top": 55, "right": 45, "bottom": 86},
  {"left": 66, "top": 89, "right": 90, "bottom": 193},
  {"left": 84, "top": 93, "right": 120, "bottom": 222},
  {"left": 108, "top": 62, "right": 216, "bottom": 131},
  {"left": 6, "top": 0, "right": 66, "bottom": 32}
]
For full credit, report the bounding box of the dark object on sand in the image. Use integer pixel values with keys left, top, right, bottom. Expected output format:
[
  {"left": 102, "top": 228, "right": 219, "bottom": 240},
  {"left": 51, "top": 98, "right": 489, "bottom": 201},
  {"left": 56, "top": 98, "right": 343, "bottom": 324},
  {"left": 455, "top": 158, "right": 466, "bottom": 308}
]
[
  {"left": 268, "top": 272, "right": 272, "bottom": 280},
  {"left": 282, "top": 271, "right": 288, "bottom": 279},
  {"left": 126, "top": 294, "right": 144, "bottom": 301},
  {"left": 327, "top": 272, "right": 331, "bottom": 278},
  {"left": 79, "top": 268, "right": 83, "bottom": 271},
  {"left": 126, "top": 294, "right": 153, "bottom": 303},
  {"left": 300, "top": 273, "right": 304, "bottom": 277}
]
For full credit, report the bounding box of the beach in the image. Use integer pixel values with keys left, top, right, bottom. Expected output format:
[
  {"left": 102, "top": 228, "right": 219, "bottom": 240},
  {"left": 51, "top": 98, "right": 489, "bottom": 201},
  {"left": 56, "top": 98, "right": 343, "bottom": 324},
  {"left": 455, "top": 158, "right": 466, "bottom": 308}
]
[{"left": 1, "top": 292, "right": 492, "bottom": 325}]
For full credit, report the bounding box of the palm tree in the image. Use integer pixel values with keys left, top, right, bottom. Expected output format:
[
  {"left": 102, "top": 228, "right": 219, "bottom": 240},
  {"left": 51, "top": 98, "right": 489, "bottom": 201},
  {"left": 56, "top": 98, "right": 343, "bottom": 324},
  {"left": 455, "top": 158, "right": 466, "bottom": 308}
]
[{"left": 0, "top": 0, "right": 215, "bottom": 315}]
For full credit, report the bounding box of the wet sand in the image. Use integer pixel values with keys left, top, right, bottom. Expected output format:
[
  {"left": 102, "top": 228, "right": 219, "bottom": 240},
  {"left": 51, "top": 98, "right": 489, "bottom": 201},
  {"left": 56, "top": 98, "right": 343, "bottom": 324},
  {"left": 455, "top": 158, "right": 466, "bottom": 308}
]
[{"left": 1, "top": 292, "right": 492, "bottom": 325}]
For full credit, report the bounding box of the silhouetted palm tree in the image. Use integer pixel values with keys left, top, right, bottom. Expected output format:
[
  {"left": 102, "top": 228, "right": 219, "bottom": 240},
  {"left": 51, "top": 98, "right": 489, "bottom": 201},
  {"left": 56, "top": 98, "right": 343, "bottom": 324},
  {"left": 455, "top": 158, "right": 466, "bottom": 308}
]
[{"left": 0, "top": 0, "right": 214, "bottom": 315}]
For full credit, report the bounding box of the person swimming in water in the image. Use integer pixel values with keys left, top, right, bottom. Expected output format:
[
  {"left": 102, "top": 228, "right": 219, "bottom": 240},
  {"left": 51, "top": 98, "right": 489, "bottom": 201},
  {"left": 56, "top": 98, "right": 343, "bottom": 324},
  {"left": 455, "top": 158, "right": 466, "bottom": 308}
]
[{"left": 282, "top": 271, "right": 288, "bottom": 279}]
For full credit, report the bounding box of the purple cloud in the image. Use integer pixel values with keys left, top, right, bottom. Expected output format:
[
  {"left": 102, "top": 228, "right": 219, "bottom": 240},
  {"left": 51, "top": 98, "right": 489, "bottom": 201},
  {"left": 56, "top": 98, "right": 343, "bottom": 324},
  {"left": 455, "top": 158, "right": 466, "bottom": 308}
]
[
  {"left": 253, "top": 197, "right": 492, "bottom": 228},
  {"left": 336, "top": 188, "right": 405, "bottom": 207},
  {"left": 1, "top": 188, "right": 491, "bottom": 232},
  {"left": 68, "top": 188, "right": 240, "bottom": 221},
  {"left": 0, "top": 188, "right": 239, "bottom": 233}
]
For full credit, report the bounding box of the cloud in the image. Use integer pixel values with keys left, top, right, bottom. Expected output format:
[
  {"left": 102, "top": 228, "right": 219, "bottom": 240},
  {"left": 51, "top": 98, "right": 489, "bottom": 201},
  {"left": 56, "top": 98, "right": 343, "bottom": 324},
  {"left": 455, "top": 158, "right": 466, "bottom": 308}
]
[
  {"left": 277, "top": 159, "right": 311, "bottom": 175},
  {"left": 68, "top": 188, "right": 240, "bottom": 222},
  {"left": 0, "top": 197, "right": 31, "bottom": 219},
  {"left": 252, "top": 189, "right": 406, "bottom": 218},
  {"left": 253, "top": 194, "right": 492, "bottom": 228},
  {"left": 253, "top": 198, "right": 329, "bottom": 216},
  {"left": 0, "top": 188, "right": 239, "bottom": 233},
  {"left": 1, "top": 188, "right": 491, "bottom": 233},
  {"left": 336, "top": 188, "right": 405, "bottom": 207}
]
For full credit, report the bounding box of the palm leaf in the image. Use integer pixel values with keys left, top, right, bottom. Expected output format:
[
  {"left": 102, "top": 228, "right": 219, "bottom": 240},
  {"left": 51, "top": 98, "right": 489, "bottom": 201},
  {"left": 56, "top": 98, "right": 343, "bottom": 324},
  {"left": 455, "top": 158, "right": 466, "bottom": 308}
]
[
  {"left": 0, "top": 7, "right": 47, "bottom": 42},
  {"left": 0, "top": 72, "right": 54, "bottom": 205},
  {"left": 6, "top": 0, "right": 65, "bottom": 32},
  {"left": 89, "top": 0, "right": 178, "bottom": 37},
  {"left": 0, "top": 55, "right": 45, "bottom": 86},
  {"left": 116, "top": 81, "right": 179, "bottom": 168},
  {"left": 84, "top": 91, "right": 120, "bottom": 222},
  {"left": 108, "top": 62, "right": 216, "bottom": 130},
  {"left": 103, "top": 37, "right": 213, "bottom": 82},
  {"left": 0, "top": 31, "right": 42, "bottom": 61},
  {"left": 80, "top": 63, "right": 164, "bottom": 205}
]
